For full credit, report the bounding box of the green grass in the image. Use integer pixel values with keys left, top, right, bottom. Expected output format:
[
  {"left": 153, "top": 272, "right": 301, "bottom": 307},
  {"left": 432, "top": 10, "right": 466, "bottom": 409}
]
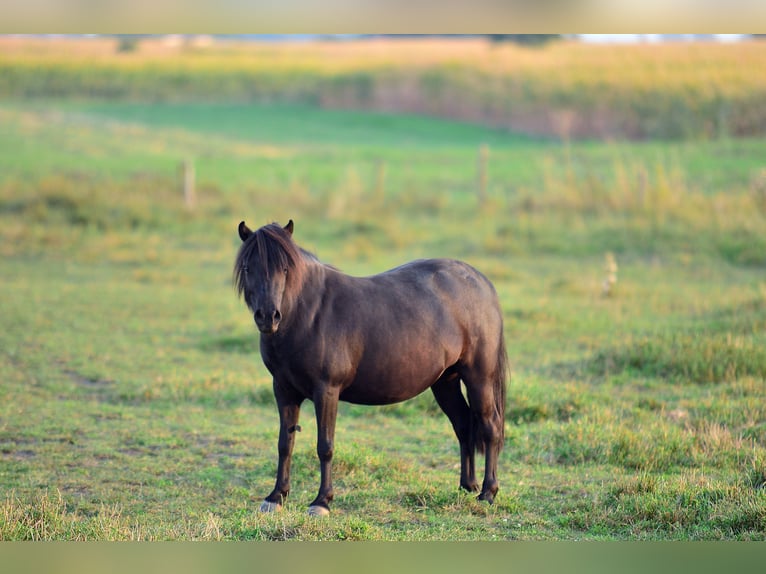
[
  {"left": 73, "top": 101, "right": 542, "bottom": 148},
  {"left": 1, "top": 101, "right": 766, "bottom": 540}
]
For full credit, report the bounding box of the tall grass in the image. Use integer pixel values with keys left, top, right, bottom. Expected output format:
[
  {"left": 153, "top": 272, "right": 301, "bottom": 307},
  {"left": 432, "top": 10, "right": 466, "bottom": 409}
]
[
  {"left": 1, "top": 490, "right": 133, "bottom": 541},
  {"left": 2, "top": 36, "right": 766, "bottom": 139},
  {"left": 594, "top": 471, "right": 766, "bottom": 539},
  {"left": 5, "top": 148, "right": 765, "bottom": 265},
  {"left": 588, "top": 332, "right": 766, "bottom": 384}
]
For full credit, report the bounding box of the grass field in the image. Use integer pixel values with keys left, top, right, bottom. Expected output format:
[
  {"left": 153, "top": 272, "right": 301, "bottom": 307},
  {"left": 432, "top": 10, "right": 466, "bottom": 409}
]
[{"left": 2, "top": 60, "right": 766, "bottom": 539}]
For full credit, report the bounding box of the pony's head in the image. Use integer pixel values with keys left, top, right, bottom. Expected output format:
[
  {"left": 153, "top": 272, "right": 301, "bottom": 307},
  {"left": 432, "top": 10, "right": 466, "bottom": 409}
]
[{"left": 234, "top": 219, "right": 303, "bottom": 334}]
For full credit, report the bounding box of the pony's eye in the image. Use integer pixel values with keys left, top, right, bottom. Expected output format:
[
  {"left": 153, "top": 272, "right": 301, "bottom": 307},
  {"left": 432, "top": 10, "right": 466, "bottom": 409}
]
[{"left": 283, "top": 268, "right": 288, "bottom": 275}]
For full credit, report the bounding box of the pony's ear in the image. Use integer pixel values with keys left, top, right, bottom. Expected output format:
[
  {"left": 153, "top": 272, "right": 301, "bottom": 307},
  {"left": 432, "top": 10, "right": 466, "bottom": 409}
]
[
  {"left": 284, "top": 219, "right": 294, "bottom": 236},
  {"left": 238, "top": 221, "right": 253, "bottom": 242}
]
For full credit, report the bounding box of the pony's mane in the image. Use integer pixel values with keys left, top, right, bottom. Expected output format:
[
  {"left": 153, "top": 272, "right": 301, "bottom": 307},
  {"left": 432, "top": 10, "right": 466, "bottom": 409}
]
[{"left": 234, "top": 223, "right": 310, "bottom": 298}]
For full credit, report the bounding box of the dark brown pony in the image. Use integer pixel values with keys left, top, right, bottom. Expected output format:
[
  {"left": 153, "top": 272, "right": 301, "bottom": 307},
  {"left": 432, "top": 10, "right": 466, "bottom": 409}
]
[{"left": 235, "top": 220, "right": 508, "bottom": 515}]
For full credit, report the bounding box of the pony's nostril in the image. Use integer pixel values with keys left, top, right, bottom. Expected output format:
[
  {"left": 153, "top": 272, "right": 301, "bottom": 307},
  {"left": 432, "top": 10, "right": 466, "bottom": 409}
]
[
  {"left": 255, "top": 309, "right": 265, "bottom": 321},
  {"left": 273, "top": 310, "right": 282, "bottom": 323}
]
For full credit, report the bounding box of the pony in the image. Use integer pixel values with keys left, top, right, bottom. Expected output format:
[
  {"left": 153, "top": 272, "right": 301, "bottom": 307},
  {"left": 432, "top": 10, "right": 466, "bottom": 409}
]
[{"left": 234, "top": 219, "right": 508, "bottom": 515}]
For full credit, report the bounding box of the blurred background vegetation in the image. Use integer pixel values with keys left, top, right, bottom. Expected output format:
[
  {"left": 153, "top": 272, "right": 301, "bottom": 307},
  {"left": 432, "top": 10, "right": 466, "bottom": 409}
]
[{"left": 2, "top": 35, "right": 766, "bottom": 139}]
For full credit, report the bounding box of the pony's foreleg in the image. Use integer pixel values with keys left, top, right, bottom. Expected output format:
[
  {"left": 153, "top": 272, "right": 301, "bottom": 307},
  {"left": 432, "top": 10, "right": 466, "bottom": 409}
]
[
  {"left": 308, "top": 385, "right": 339, "bottom": 516},
  {"left": 261, "top": 388, "right": 303, "bottom": 512}
]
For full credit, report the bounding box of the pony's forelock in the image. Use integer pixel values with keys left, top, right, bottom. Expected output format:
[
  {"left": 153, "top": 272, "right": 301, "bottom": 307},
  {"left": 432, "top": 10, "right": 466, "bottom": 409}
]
[{"left": 234, "top": 223, "right": 307, "bottom": 298}]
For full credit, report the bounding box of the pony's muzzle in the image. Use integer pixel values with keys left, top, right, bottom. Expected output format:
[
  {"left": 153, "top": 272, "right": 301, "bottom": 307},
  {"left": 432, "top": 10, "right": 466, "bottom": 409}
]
[{"left": 254, "top": 308, "right": 282, "bottom": 334}]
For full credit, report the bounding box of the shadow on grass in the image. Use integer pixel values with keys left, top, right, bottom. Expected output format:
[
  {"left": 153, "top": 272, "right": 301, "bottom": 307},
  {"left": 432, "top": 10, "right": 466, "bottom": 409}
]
[{"left": 197, "top": 334, "right": 256, "bottom": 355}]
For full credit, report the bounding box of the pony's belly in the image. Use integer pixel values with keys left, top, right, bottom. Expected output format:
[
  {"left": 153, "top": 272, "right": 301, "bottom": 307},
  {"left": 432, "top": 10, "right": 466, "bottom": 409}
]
[
  {"left": 338, "top": 372, "right": 441, "bottom": 406},
  {"left": 336, "top": 342, "right": 460, "bottom": 405}
]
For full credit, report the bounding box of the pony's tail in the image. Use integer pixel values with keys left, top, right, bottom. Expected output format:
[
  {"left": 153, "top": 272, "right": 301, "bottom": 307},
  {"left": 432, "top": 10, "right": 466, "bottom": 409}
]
[
  {"left": 471, "top": 329, "right": 509, "bottom": 455},
  {"left": 494, "top": 332, "right": 509, "bottom": 448}
]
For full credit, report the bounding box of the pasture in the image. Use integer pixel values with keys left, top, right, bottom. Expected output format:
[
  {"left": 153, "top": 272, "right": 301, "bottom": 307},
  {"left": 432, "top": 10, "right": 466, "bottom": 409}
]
[{"left": 2, "top": 38, "right": 766, "bottom": 540}]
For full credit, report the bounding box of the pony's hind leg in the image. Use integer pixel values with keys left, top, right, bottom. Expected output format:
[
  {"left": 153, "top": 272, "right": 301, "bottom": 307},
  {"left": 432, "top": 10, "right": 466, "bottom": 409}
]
[
  {"left": 476, "top": 417, "right": 503, "bottom": 504},
  {"left": 460, "top": 362, "right": 506, "bottom": 505},
  {"left": 431, "top": 371, "right": 479, "bottom": 493}
]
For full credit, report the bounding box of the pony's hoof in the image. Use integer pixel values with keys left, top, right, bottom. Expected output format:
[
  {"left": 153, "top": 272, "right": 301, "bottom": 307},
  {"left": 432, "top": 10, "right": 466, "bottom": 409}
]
[
  {"left": 477, "top": 492, "right": 496, "bottom": 505},
  {"left": 478, "top": 489, "right": 497, "bottom": 504},
  {"left": 259, "top": 500, "right": 282, "bottom": 513},
  {"left": 307, "top": 505, "right": 330, "bottom": 517}
]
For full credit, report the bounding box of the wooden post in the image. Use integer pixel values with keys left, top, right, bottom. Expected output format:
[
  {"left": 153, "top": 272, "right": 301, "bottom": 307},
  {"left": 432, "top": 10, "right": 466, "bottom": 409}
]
[
  {"left": 477, "top": 143, "right": 489, "bottom": 205},
  {"left": 181, "top": 159, "right": 195, "bottom": 210}
]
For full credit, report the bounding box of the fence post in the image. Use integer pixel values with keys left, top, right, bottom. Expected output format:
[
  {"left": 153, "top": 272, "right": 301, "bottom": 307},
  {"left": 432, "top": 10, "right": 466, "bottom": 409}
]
[{"left": 181, "top": 159, "right": 195, "bottom": 210}]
